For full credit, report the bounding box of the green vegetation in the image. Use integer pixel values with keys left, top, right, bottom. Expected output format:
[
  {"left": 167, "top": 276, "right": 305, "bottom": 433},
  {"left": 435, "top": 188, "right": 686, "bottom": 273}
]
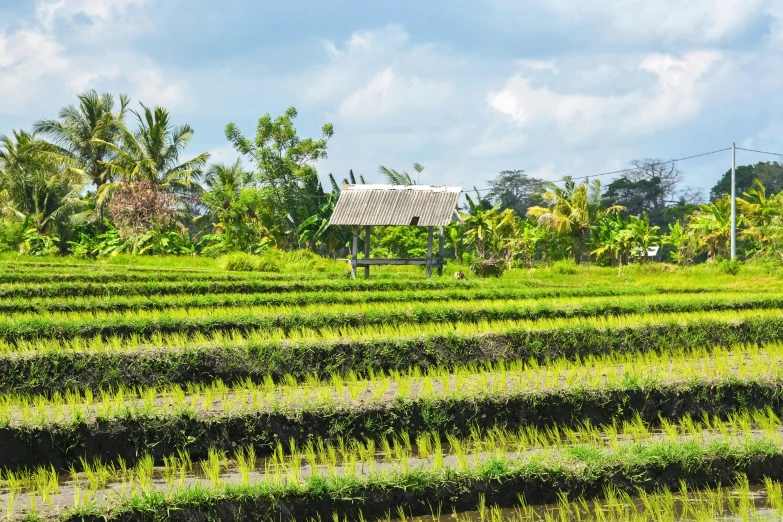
[
  {"left": 1, "top": 259, "right": 783, "bottom": 520},
  {"left": 3, "top": 91, "right": 783, "bottom": 271}
]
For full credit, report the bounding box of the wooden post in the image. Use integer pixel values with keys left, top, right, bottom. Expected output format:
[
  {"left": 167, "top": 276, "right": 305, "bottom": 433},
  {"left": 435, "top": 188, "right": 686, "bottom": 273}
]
[
  {"left": 426, "top": 226, "right": 434, "bottom": 278},
  {"left": 438, "top": 225, "right": 445, "bottom": 276},
  {"left": 351, "top": 226, "right": 358, "bottom": 279},
  {"left": 364, "top": 225, "right": 371, "bottom": 279}
]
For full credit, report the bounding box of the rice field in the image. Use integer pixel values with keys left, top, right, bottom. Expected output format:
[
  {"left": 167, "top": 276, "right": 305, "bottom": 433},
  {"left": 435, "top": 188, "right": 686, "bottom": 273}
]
[{"left": 0, "top": 259, "right": 780, "bottom": 521}]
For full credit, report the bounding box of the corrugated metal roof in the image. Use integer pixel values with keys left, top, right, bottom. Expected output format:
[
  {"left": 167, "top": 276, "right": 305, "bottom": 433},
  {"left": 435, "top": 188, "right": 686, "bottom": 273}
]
[{"left": 329, "top": 184, "right": 462, "bottom": 226}]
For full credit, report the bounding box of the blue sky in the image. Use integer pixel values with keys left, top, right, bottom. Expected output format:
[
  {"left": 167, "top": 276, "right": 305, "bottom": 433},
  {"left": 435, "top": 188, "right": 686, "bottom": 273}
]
[{"left": 2, "top": 0, "right": 783, "bottom": 196}]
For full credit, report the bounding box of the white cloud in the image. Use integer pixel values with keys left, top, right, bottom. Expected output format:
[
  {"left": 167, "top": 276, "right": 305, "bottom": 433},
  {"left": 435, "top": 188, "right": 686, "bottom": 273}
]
[
  {"left": 0, "top": 30, "right": 71, "bottom": 114},
  {"left": 301, "top": 25, "right": 466, "bottom": 113},
  {"left": 470, "top": 127, "right": 529, "bottom": 157},
  {"left": 540, "top": 0, "right": 771, "bottom": 43},
  {"left": 131, "top": 68, "right": 189, "bottom": 109},
  {"left": 294, "top": 24, "right": 474, "bottom": 182},
  {"left": 36, "top": 0, "right": 151, "bottom": 28},
  {"left": 206, "top": 144, "right": 242, "bottom": 167},
  {"left": 516, "top": 60, "right": 558, "bottom": 73},
  {"left": 0, "top": 0, "right": 187, "bottom": 116},
  {"left": 486, "top": 51, "right": 722, "bottom": 143},
  {"left": 339, "top": 68, "right": 453, "bottom": 122}
]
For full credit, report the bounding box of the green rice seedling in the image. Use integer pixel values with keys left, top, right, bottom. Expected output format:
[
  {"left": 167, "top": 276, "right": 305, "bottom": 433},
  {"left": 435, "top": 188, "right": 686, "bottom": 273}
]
[
  {"left": 32, "top": 465, "right": 59, "bottom": 507},
  {"left": 7, "top": 292, "right": 783, "bottom": 354},
  {"left": 3, "top": 468, "right": 24, "bottom": 496},
  {"left": 287, "top": 439, "right": 303, "bottom": 485},
  {"left": 446, "top": 434, "right": 469, "bottom": 472},
  {"left": 765, "top": 476, "right": 783, "bottom": 511},
  {"left": 477, "top": 493, "right": 487, "bottom": 522},
  {"left": 400, "top": 431, "right": 412, "bottom": 456},
  {"left": 0, "top": 280, "right": 655, "bottom": 317},
  {"left": 162, "top": 454, "right": 180, "bottom": 492},
  {"left": 416, "top": 432, "right": 432, "bottom": 459},
  {"left": 380, "top": 437, "right": 393, "bottom": 463},
  {"left": 132, "top": 454, "right": 154, "bottom": 493},
  {"left": 13, "top": 432, "right": 783, "bottom": 520},
  {"left": 200, "top": 448, "right": 225, "bottom": 489},
  {"left": 10, "top": 308, "right": 783, "bottom": 402},
  {"left": 4, "top": 491, "right": 15, "bottom": 517},
  {"left": 117, "top": 457, "right": 128, "bottom": 494},
  {"left": 365, "top": 439, "right": 376, "bottom": 475},
  {"left": 304, "top": 442, "right": 319, "bottom": 478},
  {"left": 234, "top": 446, "right": 256, "bottom": 485},
  {"left": 8, "top": 344, "right": 783, "bottom": 469}
]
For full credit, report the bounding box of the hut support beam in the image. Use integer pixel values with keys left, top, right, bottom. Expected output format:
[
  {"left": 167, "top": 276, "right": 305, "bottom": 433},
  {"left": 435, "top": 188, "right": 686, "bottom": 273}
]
[
  {"left": 426, "top": 226, "right": 434, "bottom": 278},
  {"left": 438, "top": 226, "right": 444, "bottom": 276},
  {"left": 351, "top": 226, "right": 358, "bottom": 279},
  {"left": 364, "top": 225, "right": 371, "bottom": 279}
]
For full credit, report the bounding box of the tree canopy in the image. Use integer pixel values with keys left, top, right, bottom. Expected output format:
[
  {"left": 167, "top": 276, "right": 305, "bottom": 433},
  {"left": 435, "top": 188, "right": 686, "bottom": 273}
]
[{"left": 711, "top": 162, "right": 783, "bottom": 200}]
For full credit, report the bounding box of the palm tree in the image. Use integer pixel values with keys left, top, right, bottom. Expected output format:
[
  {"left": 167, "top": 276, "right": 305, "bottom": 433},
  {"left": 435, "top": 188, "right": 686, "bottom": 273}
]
[
  {"left": 379, "top": 162, "right": 424, "bottom": 185},
  {"left": 689, "top": 197, "right": 732, "bottom": 259},
  {"left": 97, "top": 103, "right": 210, "bottom": 204},
  {"left": 200, "top": 159, "right": 250, "bottom": 195},
  {"left": 33, "top": 90, "right": 130, "bottom": 226},
  {"left": 196, "top": 159, "right": 250, "bottom": 230},
  {"left": 0, "top": 130, "right": 86, "bottom": 235},
  {"left": 738, "top": 180, "right": 779, "bottom": 227},
  {"left": 736, "top": 180, "right": 783, "bottom": 257},
  {"left": 528, "top": 177, "right": 624, "bottom": 264}
]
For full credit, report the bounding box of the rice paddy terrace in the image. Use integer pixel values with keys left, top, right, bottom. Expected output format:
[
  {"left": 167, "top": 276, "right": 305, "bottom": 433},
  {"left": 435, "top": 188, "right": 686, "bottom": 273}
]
[{"left": 2, "top": 260, "right": 783, "bottom": 521}]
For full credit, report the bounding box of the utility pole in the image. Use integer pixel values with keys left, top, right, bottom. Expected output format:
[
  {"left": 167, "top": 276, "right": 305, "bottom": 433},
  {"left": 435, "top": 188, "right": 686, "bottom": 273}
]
[{"left": 731, "top": 142, "right": 736, "bottom": 260}]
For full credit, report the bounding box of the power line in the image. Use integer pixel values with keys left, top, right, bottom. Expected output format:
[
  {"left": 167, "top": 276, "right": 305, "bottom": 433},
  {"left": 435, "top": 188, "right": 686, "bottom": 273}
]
[
  {"left": 736, "top": 147, "right": 783, "bottom": 157},
  {"left": 466, "top": 147, "right": 731, "bottom": 194},
  {"left": 269, "top": 146, "right": 735, "bottom": 199}
]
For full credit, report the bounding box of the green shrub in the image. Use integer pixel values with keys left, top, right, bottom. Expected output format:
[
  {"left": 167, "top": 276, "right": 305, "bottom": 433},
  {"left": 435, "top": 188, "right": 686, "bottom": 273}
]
[
  {"left": 19, "top": 228, "right": 61, "bottom": 256},
  {"left": 285, "top": 249, "right": 319, "bottom": 262},
  {"left": 219, "top": 253, "right": 260, "bottom": 272},
  {"left": 0, "top": 220, "right": 24, "bottom": 253},
  {"left": 717, "top": 259, "right": 741, "bottom": 275},
  {"left": 255, "top": 253, "right": 283, "bottom": 273},
  {"left": 470, "top": 258, "right": 505, "bottom": 277},
  {"left": 550, "top": 259, "right": 578, "bottom": 274}
]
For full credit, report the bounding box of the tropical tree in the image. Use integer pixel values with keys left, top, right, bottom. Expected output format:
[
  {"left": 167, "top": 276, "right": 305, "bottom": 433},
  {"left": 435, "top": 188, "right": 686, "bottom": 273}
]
[
  {"left": 591, "top": 213, "right": 631, "bottom": 266},
  {"left": 461, "top": 191, "right": 518, "bottom": 260},
  {"left": 100, "top": 104, "right": 209, "bottom": 197},
  {"left": 339, "top": 169, "right": 366, "bottom": 187},
  {"left": 500, "top": 216, "right": 542, "bottom": 268},
  {"left": 528, "top": 177, "right": 624, "bottom": 264},
  {"left": 736, "top": 179, "right": 783, "bottom": 256},
  {"left": 591, "top": 213, "right": 660, "bottom": 267},
  {"left": 688, "top": 197, "right": 733, "bottom": 259},
  {"left": 297, "top": 192, "right": 339, "bottom": 254},
  {"left": 445, "top": 222, "right": 465, "bottom": 264},
  {"left": 664, "top": 221, "right": 700, "bottom": 266},
  {"left": 0, "top": 130, "right": 86, "bottom": 243},
  {"left": 462, "top": 193, "right": 496, "bottom": 259},
  {"left": 486, "top": 169, "right": 545, "bottom": 216},
  {"left": 379, "top": 162, "right": 424, "bottom": 185},
  {"left": 33, "top": 90, "right": 130, "bottom": 226},
  {"left": 196, "top": 160, "right": 280, "bottom": 255},
  {"left": 94, "top": 104, "right": 209, "bottom": 239},
  {"left": 225, "top": 107, "right": 333, "bottom": 249},
  {"left": 626, "top": 213, "right": 661, "bottom": 263}
]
